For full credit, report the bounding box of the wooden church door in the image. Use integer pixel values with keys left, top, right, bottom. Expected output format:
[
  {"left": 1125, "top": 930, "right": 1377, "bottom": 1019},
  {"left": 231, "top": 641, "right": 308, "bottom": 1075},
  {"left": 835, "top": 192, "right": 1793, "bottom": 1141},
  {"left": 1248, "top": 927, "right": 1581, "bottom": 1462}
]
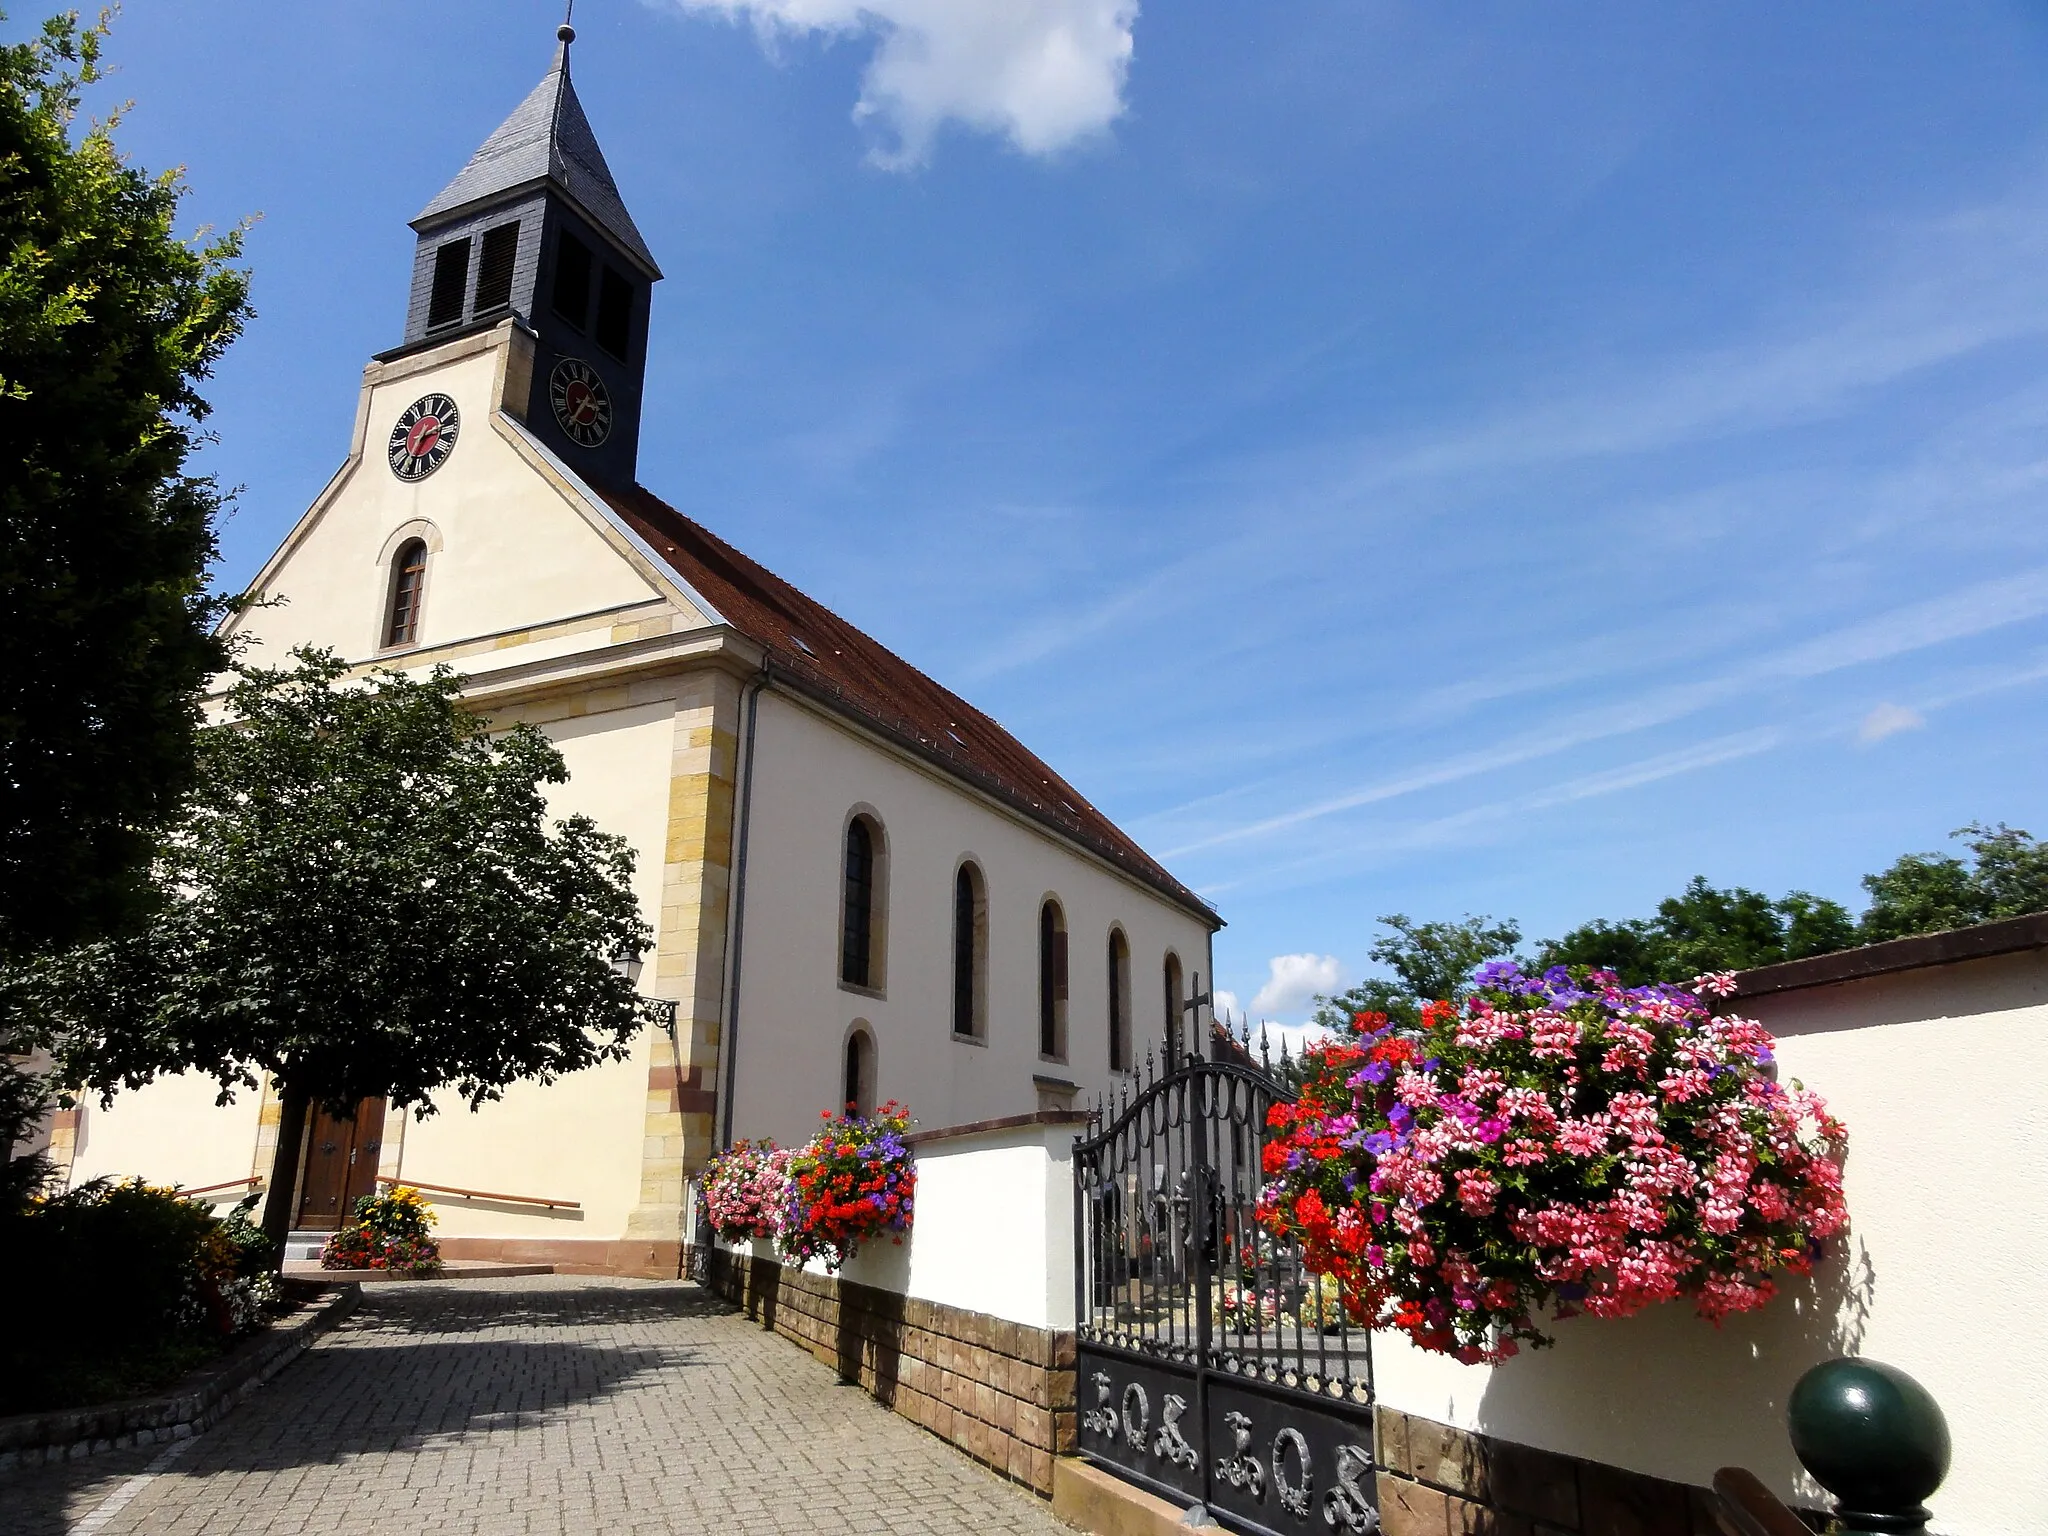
[{"left": 294, "top": 1098, "right": 387, "bottom": 1229}]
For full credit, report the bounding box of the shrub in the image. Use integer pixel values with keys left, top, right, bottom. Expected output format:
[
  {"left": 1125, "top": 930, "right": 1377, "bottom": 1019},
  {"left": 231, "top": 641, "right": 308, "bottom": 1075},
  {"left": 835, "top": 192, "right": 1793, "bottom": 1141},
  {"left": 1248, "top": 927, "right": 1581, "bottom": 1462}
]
[
  {"left": 0, "top": 1179, "right": 281, "bottom": 1413},
  {"left": 321, "top": 1185, "right": 441, "bottom": 1275},
  {"left": 701, "top": 1139, "right": 792, "bottom": 1242},
  {"left": 779, "top": 1102, "right": 915, "bottom": 1273},
  {"left": 1258, "top": 966, "right": 1847, "bottom": 1363}
]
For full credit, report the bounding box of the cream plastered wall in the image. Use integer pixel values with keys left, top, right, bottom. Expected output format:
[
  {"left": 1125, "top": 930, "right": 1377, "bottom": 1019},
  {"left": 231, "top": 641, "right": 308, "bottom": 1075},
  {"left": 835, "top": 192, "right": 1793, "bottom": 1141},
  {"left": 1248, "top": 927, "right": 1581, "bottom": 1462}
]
[
  {"left": 1370, "top": 948, "right": 2048, "bottom": 1536},
  {"left": 394, "top": 694, "right": 682, "bottom": 1242},
  {"left": 728, "top": 690, "right": 1216, "bottom": 1147},
  {"left": 715, "top": 1122, "right": 1079, "bottom": 1330},
  {"left": 64, "top": 1070, "right": 267, "bottom": 1199},
  {"left": 224, "top": 326, "right": 701, "bottom": 672}
]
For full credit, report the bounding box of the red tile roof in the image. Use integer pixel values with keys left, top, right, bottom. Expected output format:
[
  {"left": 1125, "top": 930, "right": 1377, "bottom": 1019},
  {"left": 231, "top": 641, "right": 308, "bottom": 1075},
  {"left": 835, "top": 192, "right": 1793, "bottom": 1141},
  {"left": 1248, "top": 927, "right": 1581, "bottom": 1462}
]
[{"left": 598, "top": 484, "right": 1217, "bottom": 925}]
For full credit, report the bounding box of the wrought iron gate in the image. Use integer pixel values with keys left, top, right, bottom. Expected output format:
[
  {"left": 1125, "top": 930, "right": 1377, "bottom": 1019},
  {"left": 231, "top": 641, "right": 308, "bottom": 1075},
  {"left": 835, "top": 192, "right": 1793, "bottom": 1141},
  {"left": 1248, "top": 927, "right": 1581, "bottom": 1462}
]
[{"left": 1073, "top": 1053, "right": 1379, "bottom": 1536}]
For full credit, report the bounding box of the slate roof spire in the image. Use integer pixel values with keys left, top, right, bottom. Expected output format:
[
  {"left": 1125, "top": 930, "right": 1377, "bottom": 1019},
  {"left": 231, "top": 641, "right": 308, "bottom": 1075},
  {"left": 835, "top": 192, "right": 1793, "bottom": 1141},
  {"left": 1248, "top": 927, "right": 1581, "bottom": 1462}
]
[{"left": 412, "top": 17, "right": 660, "bottom": 278}]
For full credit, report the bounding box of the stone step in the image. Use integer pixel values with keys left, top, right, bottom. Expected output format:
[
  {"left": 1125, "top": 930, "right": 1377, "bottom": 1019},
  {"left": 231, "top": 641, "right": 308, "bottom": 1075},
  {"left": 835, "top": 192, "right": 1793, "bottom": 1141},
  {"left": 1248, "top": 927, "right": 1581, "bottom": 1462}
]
[{"left": 282, "top": 1259, "right": 555, "bottom": 1283}]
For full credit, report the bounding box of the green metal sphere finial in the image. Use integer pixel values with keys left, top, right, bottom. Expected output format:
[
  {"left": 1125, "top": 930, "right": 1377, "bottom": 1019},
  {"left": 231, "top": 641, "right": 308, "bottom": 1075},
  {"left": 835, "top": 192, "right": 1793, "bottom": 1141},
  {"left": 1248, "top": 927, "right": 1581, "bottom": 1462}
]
[{"left": 1788, "top": 1358, "right": 1951, "bottom": 1536}]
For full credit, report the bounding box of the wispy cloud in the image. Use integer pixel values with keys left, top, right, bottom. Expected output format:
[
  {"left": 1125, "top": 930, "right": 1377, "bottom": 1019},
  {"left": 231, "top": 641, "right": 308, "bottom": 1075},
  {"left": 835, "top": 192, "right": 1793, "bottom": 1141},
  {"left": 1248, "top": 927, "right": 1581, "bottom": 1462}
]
[
  {"left": 961, "top": 564, "right": 1184, "bottom": 681},
  {"left": 1165, "top": 568, "right": 2048, "bottom": 859},
  {"left": 1857, "top": 703, "right": 1925, "bottom": 745}
]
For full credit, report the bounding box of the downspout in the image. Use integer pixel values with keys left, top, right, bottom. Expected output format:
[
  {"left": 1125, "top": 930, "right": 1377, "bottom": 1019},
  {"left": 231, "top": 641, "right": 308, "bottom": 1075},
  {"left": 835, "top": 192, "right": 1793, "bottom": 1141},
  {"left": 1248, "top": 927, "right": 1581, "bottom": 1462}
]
[{"left": 717, "top": 665, "right": 768, "bottom": 1153}]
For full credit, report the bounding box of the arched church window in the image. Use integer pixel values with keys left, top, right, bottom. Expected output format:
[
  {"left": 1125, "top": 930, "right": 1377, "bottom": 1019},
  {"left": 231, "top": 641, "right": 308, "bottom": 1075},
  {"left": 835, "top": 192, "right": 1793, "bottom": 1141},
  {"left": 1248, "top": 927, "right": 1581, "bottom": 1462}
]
[
  {"left": 384, "top": 539, "right": 428, "bottom": 649},
  {"left": 1107, "top": 928, "right": 1132, "bottom": 1073},
  {"left": 427, "top": 238, "right": 470, "bottom": 330},
  {"left": 843, "top": 1026, "right": 875, "bottom": 1117},
  {"left": 1039, "top": 899, "right": 1068, "bottom": 1061},
  {"left": 952, "top": 862, "right": 987, "bottom": 1039},
  {"left": 840, "top": 815, "right": 887, "bottom": 991},
  {"left": 1163, "top": 952, "right": 1185, "bottom": 1062}
]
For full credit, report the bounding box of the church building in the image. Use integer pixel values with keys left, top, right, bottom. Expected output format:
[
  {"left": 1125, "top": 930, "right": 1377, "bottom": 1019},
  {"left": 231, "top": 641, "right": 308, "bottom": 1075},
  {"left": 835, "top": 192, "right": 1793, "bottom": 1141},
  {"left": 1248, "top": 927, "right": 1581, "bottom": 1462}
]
[{"left": 55, "top": 26, "right": 1222, "bottom": 1277}]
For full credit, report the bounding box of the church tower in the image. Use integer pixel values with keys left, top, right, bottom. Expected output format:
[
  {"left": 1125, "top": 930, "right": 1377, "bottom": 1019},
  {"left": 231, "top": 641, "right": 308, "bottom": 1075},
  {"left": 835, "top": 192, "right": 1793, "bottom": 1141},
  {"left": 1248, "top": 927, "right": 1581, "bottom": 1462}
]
[{"left": 385, "top": 20, "right": 660, "bottom": 489}]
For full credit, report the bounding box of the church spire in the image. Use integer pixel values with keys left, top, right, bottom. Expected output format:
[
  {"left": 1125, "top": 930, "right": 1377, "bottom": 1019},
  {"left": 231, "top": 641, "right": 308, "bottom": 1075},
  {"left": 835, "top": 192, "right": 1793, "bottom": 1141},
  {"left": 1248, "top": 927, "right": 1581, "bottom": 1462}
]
[
  {"left": 391, "top": 15, "right": 661, "bottom": 489},
  {"left": 411, "top": 16, "right": 659, "bottom": 277}
]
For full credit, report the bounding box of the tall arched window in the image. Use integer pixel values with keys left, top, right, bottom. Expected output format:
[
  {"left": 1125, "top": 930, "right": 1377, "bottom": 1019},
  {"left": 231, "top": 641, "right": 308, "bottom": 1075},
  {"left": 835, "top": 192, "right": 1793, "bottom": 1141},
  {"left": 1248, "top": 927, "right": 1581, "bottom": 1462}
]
[
  {"left": 840, "top": 815, "right": 886, "bottom": 990},
  {"left": 1163, "top": 953, "right": 1185, "bottom": 1062},
  {"left": 1039, "top": 899, "right": 1068, "bottom": 1061},
  {"left": 1107, "top": 929, "right": 1132, "bottom": 1073},
  {"left": 385, "top": 539, "right": 428, "bottom": 648},
  {"left": 952, "top": 862, "right": 987, "bottom": 1039},
  {"left": 843, "top": 1025, "right": 875, "bottom": 1116}
]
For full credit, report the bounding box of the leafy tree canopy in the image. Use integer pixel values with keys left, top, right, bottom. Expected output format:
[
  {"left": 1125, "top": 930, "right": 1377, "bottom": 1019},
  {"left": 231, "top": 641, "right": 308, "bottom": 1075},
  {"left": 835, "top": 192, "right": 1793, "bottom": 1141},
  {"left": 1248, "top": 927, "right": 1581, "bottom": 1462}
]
[
  {"left": 10, "top": 651, "right": 661, "bottom": 1245},
  {"left": 1859, "top": 822, "right": 2048, "bottom": 942},
  {"left": 0, "top": 10, "right": 251, "bottom": 960},
  {"left": 1311, "top": 914, "right": 1522, "bottom": 1031},
  {"left": 1535, "top": 877, "right": 1856, "bottom": 985}
]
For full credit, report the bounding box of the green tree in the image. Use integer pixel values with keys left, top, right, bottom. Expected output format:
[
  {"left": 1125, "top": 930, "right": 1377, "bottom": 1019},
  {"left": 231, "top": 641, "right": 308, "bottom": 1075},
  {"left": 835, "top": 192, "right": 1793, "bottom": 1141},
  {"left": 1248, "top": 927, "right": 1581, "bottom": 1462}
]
[
  {"left": 1, "top": 11, "right": 251, "bottom": 961},
  {"left": 1538, "top": 878, "right": 1855, "bottom": 984},
  {"left": 1859, "top": 822, "right": 2048, "bottom": 942},
  {"left": 1311, "top": 913, "right": 1523, "bottom": 1031},
  {"left": 13, "top": 652, "right": 660, "bottom": 1253}
]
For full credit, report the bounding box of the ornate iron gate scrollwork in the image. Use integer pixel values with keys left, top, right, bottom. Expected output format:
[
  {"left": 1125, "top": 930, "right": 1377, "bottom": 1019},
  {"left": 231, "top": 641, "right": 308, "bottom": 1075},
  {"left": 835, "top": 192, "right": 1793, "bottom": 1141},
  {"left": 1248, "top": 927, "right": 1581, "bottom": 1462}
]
[{"left": 1074, "top": 1053, "right": 1379, "bottom": 1536}]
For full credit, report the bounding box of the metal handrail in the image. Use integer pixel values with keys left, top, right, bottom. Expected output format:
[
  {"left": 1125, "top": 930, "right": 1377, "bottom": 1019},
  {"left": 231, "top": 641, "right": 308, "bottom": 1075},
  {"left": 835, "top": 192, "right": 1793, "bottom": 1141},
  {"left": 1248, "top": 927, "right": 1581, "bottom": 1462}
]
[
  {"left": 375, "top": 1175, "right": 581, "bottom": 1211},
  {"left": 179, "top": 1176, "right": 265, "bottom": 1198},
  {"left": 1712, "top": 1469, "right": 1813, "bottom": 1536}
]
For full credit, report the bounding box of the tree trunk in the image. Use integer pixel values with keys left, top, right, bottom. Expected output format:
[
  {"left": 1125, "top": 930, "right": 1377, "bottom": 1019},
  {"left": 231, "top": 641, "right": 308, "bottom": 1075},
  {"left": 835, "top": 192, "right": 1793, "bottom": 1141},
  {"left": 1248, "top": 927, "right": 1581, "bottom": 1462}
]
[{"left": 259, "top": 1079, "right": 311, "bottom": 1270}]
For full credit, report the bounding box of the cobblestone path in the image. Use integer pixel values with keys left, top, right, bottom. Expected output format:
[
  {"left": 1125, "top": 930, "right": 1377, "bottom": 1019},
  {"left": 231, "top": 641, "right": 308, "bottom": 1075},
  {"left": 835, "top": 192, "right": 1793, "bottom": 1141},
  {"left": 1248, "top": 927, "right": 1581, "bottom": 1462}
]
[{"left": 1, "top": 1277, "right": 1075, "bottom": 1536}]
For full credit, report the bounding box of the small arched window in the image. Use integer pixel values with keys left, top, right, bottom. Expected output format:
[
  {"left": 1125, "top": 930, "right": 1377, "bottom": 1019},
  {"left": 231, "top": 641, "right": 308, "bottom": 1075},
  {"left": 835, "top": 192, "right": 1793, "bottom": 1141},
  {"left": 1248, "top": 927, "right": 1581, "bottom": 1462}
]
[
  {"left": 952, "top": 862, "right": 987, "bottom": 1039},
  {"left": 843, "top": 1026, "right": 875, "bottom": 1117},
  {"left": 1107, "top": 929, "right": 1132, "bottom": 1073},
  {"left": 1039, "top": 899, "right": 1068, "bottom": 1061},
  {"left": 1163, "top": 953, "right": 1185, "bottom": 1062},
  {"left": 385, "top": 539, "right": 428, "bottom": 648},
  {"left": 840, "top": 814, "right": 886, "bottom": 991}
]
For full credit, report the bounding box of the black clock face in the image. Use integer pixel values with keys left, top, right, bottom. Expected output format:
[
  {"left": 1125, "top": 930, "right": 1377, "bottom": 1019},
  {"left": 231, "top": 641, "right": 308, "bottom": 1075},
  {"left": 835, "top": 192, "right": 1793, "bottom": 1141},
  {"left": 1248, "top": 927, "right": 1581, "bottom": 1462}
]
[
  {"left": 387, "top": 394, "right": 460, "bottom": 481},
  {"left": 549, "top": 358, "right": 613, "bottom": 448}
]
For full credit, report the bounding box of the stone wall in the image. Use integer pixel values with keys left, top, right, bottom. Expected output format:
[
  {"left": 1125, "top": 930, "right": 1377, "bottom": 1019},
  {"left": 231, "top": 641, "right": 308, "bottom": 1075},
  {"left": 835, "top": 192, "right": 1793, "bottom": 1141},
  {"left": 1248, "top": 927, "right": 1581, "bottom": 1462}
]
[
  {"left": 1374, "top": 1405, "right": 1764, "bottom": 1536},
  {"left": 703, "top": 1246, "right": 1076, "bottom": 1495}
]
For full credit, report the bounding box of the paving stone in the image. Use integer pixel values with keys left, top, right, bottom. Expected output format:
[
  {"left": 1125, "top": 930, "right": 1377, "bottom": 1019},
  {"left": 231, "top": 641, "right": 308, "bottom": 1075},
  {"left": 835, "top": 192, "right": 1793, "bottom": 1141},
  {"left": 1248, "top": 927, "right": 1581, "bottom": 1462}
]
[{"left": 0, "top": 1276, "right": 1073, "bottom": 1536}]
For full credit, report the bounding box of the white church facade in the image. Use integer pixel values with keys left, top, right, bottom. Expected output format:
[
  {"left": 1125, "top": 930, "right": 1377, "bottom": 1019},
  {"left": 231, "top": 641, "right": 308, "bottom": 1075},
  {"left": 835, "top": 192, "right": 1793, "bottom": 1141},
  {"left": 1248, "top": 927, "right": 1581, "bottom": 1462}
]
[{"left": 54, "top": 29, "right": 1221, "bottom": 1279}]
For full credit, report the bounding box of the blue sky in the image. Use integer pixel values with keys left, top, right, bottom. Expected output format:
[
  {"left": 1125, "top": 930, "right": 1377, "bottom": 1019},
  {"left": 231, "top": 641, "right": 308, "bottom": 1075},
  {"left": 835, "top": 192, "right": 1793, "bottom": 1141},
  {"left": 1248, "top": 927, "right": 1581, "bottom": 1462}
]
[{"left": 51, "top": 2, "right": 2048, "bottom": 1022}]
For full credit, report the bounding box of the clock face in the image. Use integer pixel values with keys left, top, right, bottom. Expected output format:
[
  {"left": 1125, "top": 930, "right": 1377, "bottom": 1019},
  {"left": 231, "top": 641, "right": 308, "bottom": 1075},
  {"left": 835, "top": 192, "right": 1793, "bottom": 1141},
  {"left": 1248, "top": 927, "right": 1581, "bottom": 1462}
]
[
  {"left": 387, "top": 394, "right": 460, "bottom": 481},
  {"left": 549, "top": 358, "right": 613, "bottom": 448}
]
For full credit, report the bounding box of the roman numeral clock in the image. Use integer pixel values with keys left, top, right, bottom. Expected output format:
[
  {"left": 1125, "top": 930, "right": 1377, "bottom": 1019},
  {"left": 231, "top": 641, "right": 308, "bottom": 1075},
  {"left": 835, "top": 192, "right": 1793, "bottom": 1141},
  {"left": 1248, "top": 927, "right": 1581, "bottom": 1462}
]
[
  {"left": 387, "top": 393, "right": 461, "bottom": 480},
  {"left": 549, "top": 357, "right": 613, "bottom": 447}
]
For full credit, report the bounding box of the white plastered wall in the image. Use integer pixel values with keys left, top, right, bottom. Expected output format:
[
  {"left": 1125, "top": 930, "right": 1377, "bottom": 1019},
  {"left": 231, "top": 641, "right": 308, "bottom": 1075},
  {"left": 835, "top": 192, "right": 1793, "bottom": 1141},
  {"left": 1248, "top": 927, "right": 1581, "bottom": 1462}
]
[
  {"left": 727, "top": 690, "right": 1216, "bottom": 1146},
  {"left": 719, "top": 1121, "right": 1078, "bottom": 1331},
  {"left": 1370, "top": 948, "right": 2048, "bottom": 1536}
]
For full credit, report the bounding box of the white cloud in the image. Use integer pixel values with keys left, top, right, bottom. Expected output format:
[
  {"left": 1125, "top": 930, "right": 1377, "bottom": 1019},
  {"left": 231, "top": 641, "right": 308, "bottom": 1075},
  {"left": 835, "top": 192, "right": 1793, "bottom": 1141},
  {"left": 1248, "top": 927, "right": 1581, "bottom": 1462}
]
[
  {"left": 1247, "top": 953, "right": 1345, "bottom": 1022},
  {"left": 670, "top": 0, "right": 1139, "bottom": 167},
  {"left": 1858, "top": 702, "right": 1926, "bottom": 744}
]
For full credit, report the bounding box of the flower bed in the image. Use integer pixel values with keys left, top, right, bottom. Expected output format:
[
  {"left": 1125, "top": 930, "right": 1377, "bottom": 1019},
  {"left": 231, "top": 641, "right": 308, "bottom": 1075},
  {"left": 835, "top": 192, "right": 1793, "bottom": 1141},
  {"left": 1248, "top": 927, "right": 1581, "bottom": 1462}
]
[
  {"left": 1257, "top": 966, "right": 1847, "bottom": 1363},
  {"left": 701, "top": 1139, "right": 793, "bottom": 1242},
  {"left": 320, "top": 1185, "right": 441, "bottom": 1276}
]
